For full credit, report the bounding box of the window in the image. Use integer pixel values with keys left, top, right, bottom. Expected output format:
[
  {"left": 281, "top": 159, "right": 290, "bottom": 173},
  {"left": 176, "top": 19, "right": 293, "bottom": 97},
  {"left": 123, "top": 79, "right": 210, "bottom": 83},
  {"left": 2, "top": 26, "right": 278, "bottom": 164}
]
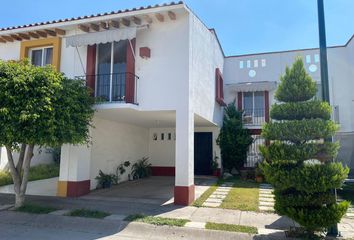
[
  {"left": 29, "top": 47, "right": 53, "bottom": 66},
  {"left": 96, "top": 40, "right": 128, "bottom": 101},
  {"left": 215, "top": 68, "right": 225, "bottom": 105},
  {"left": 306, "top": 55, "right": 311, "bottom": 64},
  {"left": 254, "top": 60, "right": 258, "bottom": 68},
  {"left": 247, "top": 60, "right": 251, "bottom": 68},
  {"left": 239, "top": 61, "right": 244, "bottom": 69},
  {"left": 314, "top": 54, "right": 320, "bottom": 63},
  {"left": 261, "top": 59, "right": 266, "bottom": 67},
  {"left": 243, "top": 91, "right": 265, "bottom": 124}
]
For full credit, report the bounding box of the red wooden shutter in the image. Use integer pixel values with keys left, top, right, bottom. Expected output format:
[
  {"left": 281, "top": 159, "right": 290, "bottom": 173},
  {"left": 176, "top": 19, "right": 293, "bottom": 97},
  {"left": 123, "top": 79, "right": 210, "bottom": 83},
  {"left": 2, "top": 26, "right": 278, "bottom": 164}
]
[
  {"left": 215, "top": 68, "right": 225, "bottom": 106},
  {"left": 237, "top": 92, "right": 243, "bottom": 110},
  {"left": 86, "top": 45, "right": 96, "bottom": 96},
  {"left": 126, "top": 38, "right": 136, "bottom": 103},
  {"left": 265, "top": 91, "right": 270, "bottom": 122}
]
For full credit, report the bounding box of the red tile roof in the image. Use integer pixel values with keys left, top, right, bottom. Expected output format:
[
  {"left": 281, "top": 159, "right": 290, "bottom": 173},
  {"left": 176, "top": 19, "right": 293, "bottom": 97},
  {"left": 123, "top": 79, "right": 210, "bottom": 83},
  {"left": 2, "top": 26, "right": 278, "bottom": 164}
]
[{"left": 0, "top": 1, "right": 184, "bottom": 32}]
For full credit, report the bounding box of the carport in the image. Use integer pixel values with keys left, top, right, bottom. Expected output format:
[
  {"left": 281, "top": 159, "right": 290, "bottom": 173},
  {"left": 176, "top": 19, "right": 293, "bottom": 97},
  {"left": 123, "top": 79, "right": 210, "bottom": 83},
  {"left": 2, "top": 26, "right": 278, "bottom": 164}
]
[{"left": 82, "top": 176, "right": 216, "bottom": 206}]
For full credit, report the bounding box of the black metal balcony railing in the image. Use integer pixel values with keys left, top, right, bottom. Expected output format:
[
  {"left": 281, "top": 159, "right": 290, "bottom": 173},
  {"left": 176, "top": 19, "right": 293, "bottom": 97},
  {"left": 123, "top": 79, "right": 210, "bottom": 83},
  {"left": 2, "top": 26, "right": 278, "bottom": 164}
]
[
  {"left": 242, "top": 108, "right": 266, "bottom": 126},
  {"left": 76, "top": 72, "right": 139, "bottom": 104}
]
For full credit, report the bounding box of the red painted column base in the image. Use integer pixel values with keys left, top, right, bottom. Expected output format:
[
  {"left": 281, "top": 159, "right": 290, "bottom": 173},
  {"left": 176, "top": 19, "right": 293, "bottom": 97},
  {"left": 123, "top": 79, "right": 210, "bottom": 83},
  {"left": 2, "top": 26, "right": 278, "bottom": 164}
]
[
  {"left": 67, "top": 180, "right": 90, "bottom": 197},
  {"left": 174, "top": 185, "right": 195, "bottom": 205}
]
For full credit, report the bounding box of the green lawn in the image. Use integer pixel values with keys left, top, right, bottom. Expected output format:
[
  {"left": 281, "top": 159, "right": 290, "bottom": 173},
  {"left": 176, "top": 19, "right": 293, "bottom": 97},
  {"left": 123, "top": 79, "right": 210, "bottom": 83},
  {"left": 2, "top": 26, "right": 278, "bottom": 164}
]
[
  {"left": 66, "top": 209, "right": 110, "bottom": 219},
  {"left": 220, "top": 179, "right": 259, "bottom": 211},
  {"left": 0, "top": 164, "right": 60, "bottom": 187},
  {"left": 16, "top": 204, "right": 58, "bottom": 214},
  {"left": 124, "top": 214, "right": 189, "bottom": 227},
  {"left": 205, "top": 222, "right": 258, "bottom": 234}
]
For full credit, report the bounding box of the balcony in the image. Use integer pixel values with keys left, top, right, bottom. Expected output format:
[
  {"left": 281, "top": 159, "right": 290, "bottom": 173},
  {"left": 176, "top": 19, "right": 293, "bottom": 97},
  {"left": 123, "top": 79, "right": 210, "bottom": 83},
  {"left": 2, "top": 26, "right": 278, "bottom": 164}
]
[
  {"left": 242, "top": 108, "right": 266, "bottom": 126},
  {"left": 77, "top": 72, "right": 139, "bottom": 105}
]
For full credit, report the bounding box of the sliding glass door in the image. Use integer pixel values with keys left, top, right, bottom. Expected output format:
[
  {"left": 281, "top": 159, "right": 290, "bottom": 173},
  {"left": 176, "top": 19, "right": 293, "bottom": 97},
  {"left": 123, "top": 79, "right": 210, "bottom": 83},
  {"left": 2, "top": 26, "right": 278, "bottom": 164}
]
[{"left": 96, "top": 40, "right": 128, "bottom": 102}]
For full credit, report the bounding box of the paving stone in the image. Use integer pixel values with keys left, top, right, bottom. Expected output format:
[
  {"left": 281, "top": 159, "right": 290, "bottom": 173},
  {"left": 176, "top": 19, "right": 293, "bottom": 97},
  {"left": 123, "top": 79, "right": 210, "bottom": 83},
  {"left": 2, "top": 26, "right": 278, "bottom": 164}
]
[
  {"left": 209, "top": 194, "right": 225, "bottom": 199},
  {"left": 259, "top": 206, "right": 274, "bottom": 211},
  {"left": 49, "top": 209, "right": 71, "bottom": 216},
  {"left": 202, "top": 202, "right": 220, "bottom": 207},
  {"left": 259, "top": 201, "right": 274, "bottom": 207},
  {"left": 346, "top": 213, "right": 354, "bottom": 218},
  {"left": 104, "top": 214, "right": 127, "bottom": 221},
  {"left": 185, "top": 221, "right": 206, "bottom": 229},
  {"left": 259, "top": 190, "right": 273, "bottom": 194},
  {"left": 259, "top": 184, "right": 272, "bottom": 188},
  {"left": 259, "top": 194, "right": 273, "bottom": 198},
  {"left": 259, "top": 197, "right": 274, "bottom": 202},
  {"left": 218, "top": 187, "right": 232, "bottom": 190},
  {"left": 205, "top": 198, "right": 223, "bottom": 203}
]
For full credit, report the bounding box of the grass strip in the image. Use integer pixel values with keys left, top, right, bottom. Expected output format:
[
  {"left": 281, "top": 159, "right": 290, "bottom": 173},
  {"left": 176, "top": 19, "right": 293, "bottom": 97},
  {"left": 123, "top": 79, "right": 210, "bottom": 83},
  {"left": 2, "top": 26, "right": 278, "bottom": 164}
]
[
  {"left": 16, "top": 204, "right": 58, "bottom": 214},
  {"left": 205, "top": 222, "right": 258, "bottom": 234},
  {"left": 193, "top": 184, "right": 218, "bottom": 207},
  {"left": 66, "top": 208, "right": 110, "bottom": 219},
  {"left": 124, "top": 214, "right": 189, "bottom": 227}
]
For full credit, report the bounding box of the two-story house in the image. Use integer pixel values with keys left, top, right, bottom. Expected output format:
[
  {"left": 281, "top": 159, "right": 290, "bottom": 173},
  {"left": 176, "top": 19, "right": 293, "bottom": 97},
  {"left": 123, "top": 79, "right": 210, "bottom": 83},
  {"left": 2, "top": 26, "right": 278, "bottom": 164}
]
[
  {"left": 0, "top": 1, "right": 353, "bottom": 205},
  {"left": 224, "top": 38, "right": 354, "bottom": 171},
  {"left": 0, "top": 2, "right": 224, "bottom": 205}
]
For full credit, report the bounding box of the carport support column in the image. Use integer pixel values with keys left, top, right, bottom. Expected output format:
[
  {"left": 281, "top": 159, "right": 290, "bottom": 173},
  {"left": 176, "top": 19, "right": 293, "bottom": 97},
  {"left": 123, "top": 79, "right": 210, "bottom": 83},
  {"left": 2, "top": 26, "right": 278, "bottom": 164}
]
[
  {"left": 174, "top": 110, "right": 195, "bottom": 205},
  {"left": 57, "top": 144, "right": 91, "bottom": 197}
]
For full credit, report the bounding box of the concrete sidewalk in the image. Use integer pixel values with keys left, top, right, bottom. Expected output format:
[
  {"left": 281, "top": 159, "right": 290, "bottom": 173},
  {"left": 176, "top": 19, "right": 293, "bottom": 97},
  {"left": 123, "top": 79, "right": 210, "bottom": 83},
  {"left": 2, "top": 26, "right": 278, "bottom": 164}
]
[{"left": 1, "top": 193, "right": 354, "bottom": 239}]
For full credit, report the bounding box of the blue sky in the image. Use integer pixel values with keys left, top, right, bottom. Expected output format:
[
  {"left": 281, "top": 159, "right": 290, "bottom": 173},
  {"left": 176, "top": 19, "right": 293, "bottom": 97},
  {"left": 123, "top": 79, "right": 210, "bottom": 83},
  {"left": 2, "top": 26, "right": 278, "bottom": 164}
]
[{"left": 0, "top": 0, "right": 353, "bottom": 56}]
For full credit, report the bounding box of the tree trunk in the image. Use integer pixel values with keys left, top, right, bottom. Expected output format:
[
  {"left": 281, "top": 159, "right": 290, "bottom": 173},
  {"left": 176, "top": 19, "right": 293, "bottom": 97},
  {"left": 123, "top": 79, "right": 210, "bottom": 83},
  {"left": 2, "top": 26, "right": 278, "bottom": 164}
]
[{"left": 5, "top": 144, "right": 34, "bottom": 208}]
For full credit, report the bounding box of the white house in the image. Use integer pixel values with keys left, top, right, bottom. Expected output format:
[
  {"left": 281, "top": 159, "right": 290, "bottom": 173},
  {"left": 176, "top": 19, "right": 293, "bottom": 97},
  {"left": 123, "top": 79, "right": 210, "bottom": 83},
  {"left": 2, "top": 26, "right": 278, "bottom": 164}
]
[
  {"left": 0, "top": 1, "right": 353, "bottom": 205},
  {"left": 224, "top": 37, "right": 354, "bottom": 172}
]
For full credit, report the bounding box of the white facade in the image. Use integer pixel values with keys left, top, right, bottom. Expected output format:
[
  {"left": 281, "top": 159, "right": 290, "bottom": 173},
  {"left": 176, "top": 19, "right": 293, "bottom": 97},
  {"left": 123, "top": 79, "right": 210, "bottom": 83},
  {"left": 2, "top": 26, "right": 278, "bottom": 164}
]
[{"left": 0, "top": 2, "right": 353, "bottom": 204}]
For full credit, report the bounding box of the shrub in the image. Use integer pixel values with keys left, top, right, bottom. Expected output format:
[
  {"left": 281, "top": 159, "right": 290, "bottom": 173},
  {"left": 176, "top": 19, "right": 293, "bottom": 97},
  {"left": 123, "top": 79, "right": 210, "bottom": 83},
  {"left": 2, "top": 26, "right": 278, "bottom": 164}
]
[
  {"left": 131, "top": 157, "right": 151, "bottom": 179},
  {"left": 260, "top": 58, "right": 349, "bottom": 234},
  {"left": 0, "top": 171, "right": 12, "bottom": 186},
  {"left": 217, "top": 101, "right": 253, "bottom": 172},
  {"left": 270, "top": 100, "right": 331, "bottom": 120}
]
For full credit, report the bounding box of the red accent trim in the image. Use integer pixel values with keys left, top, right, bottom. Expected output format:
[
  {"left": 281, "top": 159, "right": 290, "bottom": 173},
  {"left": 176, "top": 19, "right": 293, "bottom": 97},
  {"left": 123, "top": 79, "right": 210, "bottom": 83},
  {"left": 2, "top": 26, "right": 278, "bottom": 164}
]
[
  {"left": 215, "top": 68, "right": 226, "bottom": 106},
  {"left": 237, "top": 92, "right": 243, "bottom": 110},
  {"left": 151, "top": 166, "right": 175, "bottom": 176},
  {"left": 174, "top": 185, "right": 195, "bottom": 205},
  {"left": 250, "top": 129, "right": 262, "bottom": 135},
  {"left": 265, "top": 91, "right": 270, "bottom": 122},
  {"left": 67, "top": 180, "right": 90, "bottom": 197},
  {"left": 126, "top": 38, "right": 136, "bottom": 104},
  {"left": 213, "top": 168, "right": 221, "bottom": 177},
  {"left": 139, "top": 47, "right": 151, "bottom": 58},
  {"left": 86, "top": 45, "right": 96, "bottom": 96}
]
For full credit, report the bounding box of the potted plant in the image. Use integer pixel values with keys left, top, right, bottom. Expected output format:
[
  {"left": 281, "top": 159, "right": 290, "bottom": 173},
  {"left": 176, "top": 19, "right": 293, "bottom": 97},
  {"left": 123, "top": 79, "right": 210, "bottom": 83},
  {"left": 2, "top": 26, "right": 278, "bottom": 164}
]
[
  {"left": 95, "top": 170, "right": 117, "bottom": 189},
  {"left": 211, "top": 156, "right": 220, "bottom": 177},
  {"left": 131, "top": 157, "right": 152, "bottom": 179},
  {"left": 255, "top": 163, "right": 264, "bottom": 183}
]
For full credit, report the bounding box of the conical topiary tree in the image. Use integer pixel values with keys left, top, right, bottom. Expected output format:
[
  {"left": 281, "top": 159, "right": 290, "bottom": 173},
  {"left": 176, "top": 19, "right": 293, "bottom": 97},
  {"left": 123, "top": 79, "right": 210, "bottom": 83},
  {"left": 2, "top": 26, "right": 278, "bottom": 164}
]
[{"left": 260, "top": 58, "right": 349, "bottom": 235}]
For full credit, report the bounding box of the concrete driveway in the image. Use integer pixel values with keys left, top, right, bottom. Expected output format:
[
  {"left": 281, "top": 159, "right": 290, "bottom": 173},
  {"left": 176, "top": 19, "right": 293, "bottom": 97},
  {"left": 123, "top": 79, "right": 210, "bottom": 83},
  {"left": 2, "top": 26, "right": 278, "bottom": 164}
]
[{"left": 83, "top": 176, "right": 216, "bottom": 205}]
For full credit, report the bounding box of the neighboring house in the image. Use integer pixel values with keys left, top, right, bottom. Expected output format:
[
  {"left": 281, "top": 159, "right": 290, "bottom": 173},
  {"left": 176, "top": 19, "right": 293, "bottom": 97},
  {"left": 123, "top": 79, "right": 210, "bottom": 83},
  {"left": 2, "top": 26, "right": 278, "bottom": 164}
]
[
  {"left": 0, "top": 2, "right": 353, "bottom": 205},
  {"left": 224, "top": 38, "right": 354, "bottom": 173}
]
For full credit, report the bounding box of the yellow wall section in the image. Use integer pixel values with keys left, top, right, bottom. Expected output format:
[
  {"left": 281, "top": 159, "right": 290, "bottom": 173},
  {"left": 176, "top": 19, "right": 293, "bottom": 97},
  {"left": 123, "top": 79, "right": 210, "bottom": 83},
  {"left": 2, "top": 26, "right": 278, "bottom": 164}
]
[
  {"left": 57, "top": 181, "right": 67, "bottom": 197},
  {"left": 20, "top": 37, "right": 62, "bottom": 71}
]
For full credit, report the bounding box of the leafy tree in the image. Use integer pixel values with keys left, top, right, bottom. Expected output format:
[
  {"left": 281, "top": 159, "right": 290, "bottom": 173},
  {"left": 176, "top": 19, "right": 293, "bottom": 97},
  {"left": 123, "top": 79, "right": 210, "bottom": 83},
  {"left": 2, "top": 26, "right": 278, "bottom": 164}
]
[
  {"left": 217, "top": 101, "right": 253, "bottom": 172},
  {"left": 0, "top": 60, "right": 94, "bottom": 208},
  {"left": 260, "top": 58, "right": 349, "bottom": 235}
]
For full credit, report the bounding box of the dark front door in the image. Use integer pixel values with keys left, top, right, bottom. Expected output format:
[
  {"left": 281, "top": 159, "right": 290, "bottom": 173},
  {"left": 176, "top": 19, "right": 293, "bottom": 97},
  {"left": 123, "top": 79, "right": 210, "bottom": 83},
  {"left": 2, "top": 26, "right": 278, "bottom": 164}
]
[{"left": 194, "top": 132, "right": 213, "bottom": 175}]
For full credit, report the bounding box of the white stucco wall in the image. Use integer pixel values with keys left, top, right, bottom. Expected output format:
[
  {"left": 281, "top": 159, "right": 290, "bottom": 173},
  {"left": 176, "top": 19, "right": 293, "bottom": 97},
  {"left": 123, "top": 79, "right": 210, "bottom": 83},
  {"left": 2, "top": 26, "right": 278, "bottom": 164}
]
[
  {"left": 148, "top": 126, "right": 221, "bottom": 168},
  {"left": 89, "top": 117, "right": 149, "bottom": 189},
  {"left": 189, "top": 14, "right": 224, "bottom": 126},
  {"left": 0, "top": 41, "right": 21, "bottom": 61}
]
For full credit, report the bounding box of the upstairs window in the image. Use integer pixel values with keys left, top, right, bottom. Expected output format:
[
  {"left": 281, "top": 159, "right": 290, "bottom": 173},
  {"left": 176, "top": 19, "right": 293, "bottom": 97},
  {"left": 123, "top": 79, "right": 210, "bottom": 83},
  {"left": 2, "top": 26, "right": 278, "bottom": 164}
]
[
  {"left": 243, "top": 91, "right": 265, "bottom": 124},
  {"left": 29, "top": 47, "right": 53, "bottom": 66},
  {"left": 215, "top": 68, "right": 225, "bottom": 106}
]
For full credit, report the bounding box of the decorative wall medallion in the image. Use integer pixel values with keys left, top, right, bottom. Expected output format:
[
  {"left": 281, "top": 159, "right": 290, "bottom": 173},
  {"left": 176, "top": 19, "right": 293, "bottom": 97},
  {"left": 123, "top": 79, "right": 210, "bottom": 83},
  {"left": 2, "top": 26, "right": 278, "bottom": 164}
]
[{"left": 249, "top": 69, "right": 256, "bottom": 78}]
